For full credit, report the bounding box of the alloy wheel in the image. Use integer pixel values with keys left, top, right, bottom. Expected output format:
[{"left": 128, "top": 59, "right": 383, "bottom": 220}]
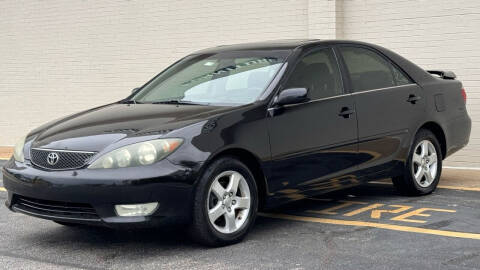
[
  {"left": 207, "top": 170, "right": 251, "bottom": 234},
  {"left": 412, "top": 140, "right": 438, "bottom": 188}
]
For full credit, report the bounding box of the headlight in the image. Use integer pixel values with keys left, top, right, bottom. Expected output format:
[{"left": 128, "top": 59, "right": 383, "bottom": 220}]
[
  {"left": 13, "top": 135, "right": 26, "bottom": 162},
  {"left": 88, "top": 138, "right": 183, "bottom": 169}
]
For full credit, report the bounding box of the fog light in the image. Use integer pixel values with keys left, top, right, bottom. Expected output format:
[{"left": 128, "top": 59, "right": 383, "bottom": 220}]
[{"left": 115, "top": 202, "right": 158, "bottom": 217}]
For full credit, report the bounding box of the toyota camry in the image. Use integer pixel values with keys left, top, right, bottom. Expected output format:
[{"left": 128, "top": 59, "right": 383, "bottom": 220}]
[{"left": 2, "top": 40, "right": 471, "bottom": 246}]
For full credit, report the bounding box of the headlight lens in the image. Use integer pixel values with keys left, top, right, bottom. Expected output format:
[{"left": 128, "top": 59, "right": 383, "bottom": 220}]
[
  {"left": 137, "top": 142, "right": 157, "bottom": 165},
  {"left": 13, "top": 136, "right": 26, "bottom": 162},
  {"left": 88, "top": 138, "right": 183, "bottom": 169}
]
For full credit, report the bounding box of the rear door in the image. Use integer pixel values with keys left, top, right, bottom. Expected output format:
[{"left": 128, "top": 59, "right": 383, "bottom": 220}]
[
  {"left": 336, "top": 45, "right": 426, "bottom": 176},
  {"left": 267, "top": 47, "right": 359, "bottom": 200}
]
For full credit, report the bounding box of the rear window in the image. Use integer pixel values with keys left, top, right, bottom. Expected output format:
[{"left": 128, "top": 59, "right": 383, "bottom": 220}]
[{"left": 339, "top": 46, "right": 411, "bottom": 92}]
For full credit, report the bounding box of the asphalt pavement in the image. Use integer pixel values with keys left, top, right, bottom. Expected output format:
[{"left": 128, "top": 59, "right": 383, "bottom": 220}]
[{"left": 0, "top": 159, "right": 479, "bottom": 269}]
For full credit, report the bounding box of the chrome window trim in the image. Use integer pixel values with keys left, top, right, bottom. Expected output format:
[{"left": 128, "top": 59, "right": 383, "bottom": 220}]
[
  {"left": 350, "top": 83, "right": 417, "bottom": 95},
  {"left": 268, "top": 83, "right": 417, "bottom": 111},
  {"left": 279, "top": 93, "right": 352, "bottom": 109}
]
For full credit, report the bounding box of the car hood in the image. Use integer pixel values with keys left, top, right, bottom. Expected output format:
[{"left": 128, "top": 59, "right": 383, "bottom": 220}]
[{"left": 29, "top": 103, "right": 233, "bottom": 152}]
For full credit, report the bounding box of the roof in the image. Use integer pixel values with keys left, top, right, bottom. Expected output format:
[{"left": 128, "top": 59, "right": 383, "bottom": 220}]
[
  {"left": 191, "top": 39, "right": 386, "bottom": 54},
  {"left": 192, "top": 39, "right": 320, "bottom": 54}
]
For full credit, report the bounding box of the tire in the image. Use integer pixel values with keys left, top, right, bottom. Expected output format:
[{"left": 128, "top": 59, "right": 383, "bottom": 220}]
[
  {"left": 392, "top": 129, "right": 442, "bottom": 195},
  {"left": 189, "top": 156, "right": 258, "bottom": 247}
]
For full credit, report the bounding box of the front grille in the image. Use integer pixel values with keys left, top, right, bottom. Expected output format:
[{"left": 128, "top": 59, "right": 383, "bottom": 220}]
[
  {"left": 30, "top": 148, "right": 96, "bottom": 170},
  {"left": 13, "top": 195, "right": 100, "bottom": 221}
]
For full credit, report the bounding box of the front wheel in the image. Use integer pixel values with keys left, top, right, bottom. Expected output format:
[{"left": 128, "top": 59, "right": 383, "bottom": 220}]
[
  {"left": 392, "top": 129, "right": 442, "bottom": 195},
  {"left": 189, "top": 156, "right": 258, "bottom": 246}
]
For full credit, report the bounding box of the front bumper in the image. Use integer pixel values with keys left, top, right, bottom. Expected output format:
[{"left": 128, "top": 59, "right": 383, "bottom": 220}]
[{"left": 2, "top": 158, "right": 196, "bottom": 228}]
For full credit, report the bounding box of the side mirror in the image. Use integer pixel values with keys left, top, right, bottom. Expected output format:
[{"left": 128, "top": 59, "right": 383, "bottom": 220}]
[
  {"left": 131, "top": 87, "right": 140, "bottom": 94},
  {"left": 275, "top": 88, "right": 309, "bottom": 106}
]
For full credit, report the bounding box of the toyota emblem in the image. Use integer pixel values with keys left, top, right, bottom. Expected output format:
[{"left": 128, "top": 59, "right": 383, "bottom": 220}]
[{"left": 47, "top": 152, "right": 59, "bottom": 166}]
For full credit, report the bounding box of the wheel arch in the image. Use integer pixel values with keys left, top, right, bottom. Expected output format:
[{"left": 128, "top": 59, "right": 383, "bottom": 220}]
[
  {"left": 417, "top": 121, "right": 447, "bottom": 159},
  {"left": 200, "top": 147, "right": 268, "bottom": 210}
]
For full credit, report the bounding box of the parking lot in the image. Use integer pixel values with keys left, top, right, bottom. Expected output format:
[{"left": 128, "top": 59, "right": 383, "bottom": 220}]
[{"left": 1, "top": 159, "right": 479, "bottom": 269}]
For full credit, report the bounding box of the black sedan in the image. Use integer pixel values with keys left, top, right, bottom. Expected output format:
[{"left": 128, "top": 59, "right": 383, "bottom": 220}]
[{"left": 3, "top": 40, "right": 471, "bottom": 246}]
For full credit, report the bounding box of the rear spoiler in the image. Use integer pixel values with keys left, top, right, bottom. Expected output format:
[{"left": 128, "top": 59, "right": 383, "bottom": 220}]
[{"left": 427, "top": 70, "right": 456, "bottom": 80}]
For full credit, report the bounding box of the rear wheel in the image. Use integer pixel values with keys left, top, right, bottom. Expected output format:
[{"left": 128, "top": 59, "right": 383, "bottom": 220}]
[
  {"left": 190, "top": 156, "right": 258, "bottom": 246},
  {"left": 392, "top": 129, "right": 442, "bottom": 195}
]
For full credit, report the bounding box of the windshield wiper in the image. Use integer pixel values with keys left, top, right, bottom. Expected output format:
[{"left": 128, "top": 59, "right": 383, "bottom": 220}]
[{"left": 151, "top": 99, "right": 207, "bottom": 105}]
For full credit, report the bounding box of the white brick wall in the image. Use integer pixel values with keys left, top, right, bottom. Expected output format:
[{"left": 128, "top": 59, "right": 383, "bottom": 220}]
[
  {"left": 337, "top": 0, "right": 480, "bottom": 167},
  {"left": 1, "top": 0, "right": 479, "bottom": 167},
  {"left": 307, "top": 0, "right": 337, "bottom": 39},
  {"left": 0, "top": 0, "right": 309, "bottom": 145}
]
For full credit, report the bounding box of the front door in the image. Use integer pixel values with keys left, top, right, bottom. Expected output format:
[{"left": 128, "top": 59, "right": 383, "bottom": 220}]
[{"left": 267, "top": 47, "right": 359, "bottom": 202}]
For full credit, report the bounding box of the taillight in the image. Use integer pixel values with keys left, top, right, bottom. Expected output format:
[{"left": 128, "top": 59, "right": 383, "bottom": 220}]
[{"left": 461, "top": 88, "right": 467, "bottom": 103}]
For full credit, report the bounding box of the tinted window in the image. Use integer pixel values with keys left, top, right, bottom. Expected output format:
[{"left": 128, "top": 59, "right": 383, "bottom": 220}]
[
  {"left": 392, "top": 64, "right": 411, "bottom": 86},
  {"left": 284, "top": 48, "right": 343, "bottom": 100},
  {"left": 339, "top": 46, "right": 411, "bottom": 92}
]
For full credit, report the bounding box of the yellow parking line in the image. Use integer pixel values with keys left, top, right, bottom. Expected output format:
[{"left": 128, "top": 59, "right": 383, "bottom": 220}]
[
  {"left": 0, "top": 187, "right": 5, "bottom": 192},
  {"left": 437, "top": 185, "right": 480, "bottom": 192},
  {"left": 259, "top": 212, "right": 480, "bottom": 240},
  {"left": 370, "top": 181, "right": 480, "bottom": 192}
]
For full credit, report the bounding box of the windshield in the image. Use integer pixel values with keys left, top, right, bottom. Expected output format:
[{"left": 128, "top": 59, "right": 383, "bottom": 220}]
[{"left": 132, "top": 50, "right": 290, "bottom": 106}]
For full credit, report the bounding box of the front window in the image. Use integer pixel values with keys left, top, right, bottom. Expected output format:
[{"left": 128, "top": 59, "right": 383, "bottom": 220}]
[
  {"left": 132, "top": 50, "right": 290, "bottom": 106},
  {"left": 284, "top": 48, "right": 343, "bottom": 100}
]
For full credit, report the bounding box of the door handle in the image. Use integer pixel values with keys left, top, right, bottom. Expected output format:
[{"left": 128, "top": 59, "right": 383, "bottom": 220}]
[
  {"left": 339, "top": 107, "right": 355, "bottom": 118},
  {"left": 407, "top": 94, "right": 421, "bottom": 104}
]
